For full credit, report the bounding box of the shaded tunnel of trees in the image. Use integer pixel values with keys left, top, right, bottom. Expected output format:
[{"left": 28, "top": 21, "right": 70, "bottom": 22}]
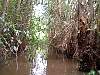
[{"left": 0, "top": 0, "right": 100, "bottom": 74}]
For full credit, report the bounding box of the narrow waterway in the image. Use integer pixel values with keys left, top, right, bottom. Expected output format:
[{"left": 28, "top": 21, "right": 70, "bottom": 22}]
[
  {"left": 0, "top": 53, "right": 86, "bottom": 75},
  {"left": 0, "top": 53, "right": 31, "bottom": 75},
  {"left": 47, "top": 55, "right": 85, "bottom": 75}
]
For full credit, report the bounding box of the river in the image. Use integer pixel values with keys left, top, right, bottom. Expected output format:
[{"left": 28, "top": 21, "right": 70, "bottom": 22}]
[{"left": 0, "top": 53, "right": 86, "bottom": 75}]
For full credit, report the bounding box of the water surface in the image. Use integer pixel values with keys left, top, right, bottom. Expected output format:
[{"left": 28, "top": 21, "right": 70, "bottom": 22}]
[{"left": 0, "top": 53, "right": 85, "bottom": 75}]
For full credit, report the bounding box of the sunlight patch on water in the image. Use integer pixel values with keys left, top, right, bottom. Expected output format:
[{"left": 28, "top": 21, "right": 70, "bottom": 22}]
[{"left": 31, "top": 53, "right": 47, "bottom": 75}]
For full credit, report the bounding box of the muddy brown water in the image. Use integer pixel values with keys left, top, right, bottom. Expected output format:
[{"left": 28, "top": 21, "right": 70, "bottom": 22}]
[
  {"left": 47, "top": 58, "right": 85, "bottom": 75},
  {"left": 0, "top": 53, "right": 86, "bottom": 75}
]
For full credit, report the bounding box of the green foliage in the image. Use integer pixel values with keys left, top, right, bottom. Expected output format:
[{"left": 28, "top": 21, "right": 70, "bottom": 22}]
[
  {"left": 27, "top": 15, "right": 48, "bottom": 60},
  {"left": 0, "top": 0, "right": 49, "bottom": 61},
  {"left": 0, "top": 0, "right": 3, "bottom": 14},
  {"left": 1, "top": 22, "right": 26, "bottom": 46},
  {"left": 0, "top": 37, "right": 4, "bottom": 47},
  {"left": 88, "top": 70, "right": 97, "bottom": 75},
  {"left": 87, "top": 69, "right": 99, "bottom": 75}
]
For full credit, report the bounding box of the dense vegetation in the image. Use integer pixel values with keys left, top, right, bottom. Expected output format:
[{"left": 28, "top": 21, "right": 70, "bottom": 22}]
[
  {"left": 0, "top": 0, "right": 100, "bottom": 74},
  {"left": 0, "top": 0, "right": 48, "bottom": 61}
]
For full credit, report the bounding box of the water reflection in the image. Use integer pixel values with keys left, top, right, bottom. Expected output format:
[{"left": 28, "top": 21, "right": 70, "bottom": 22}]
[
  {"left": 47, "top": 55, "right": 85, "bottom": 75},
  {"left": 0, "top": 52, "right": 85, "bottom": 75},
  {"left": 0, "top": 53, "right": 47, "bottom": 75},
  {"left": 31, "top": 53, "right": 47, "bottom": 75},
  {"left": 0, "top": 53, "right": 31, "bottom": 75}
]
